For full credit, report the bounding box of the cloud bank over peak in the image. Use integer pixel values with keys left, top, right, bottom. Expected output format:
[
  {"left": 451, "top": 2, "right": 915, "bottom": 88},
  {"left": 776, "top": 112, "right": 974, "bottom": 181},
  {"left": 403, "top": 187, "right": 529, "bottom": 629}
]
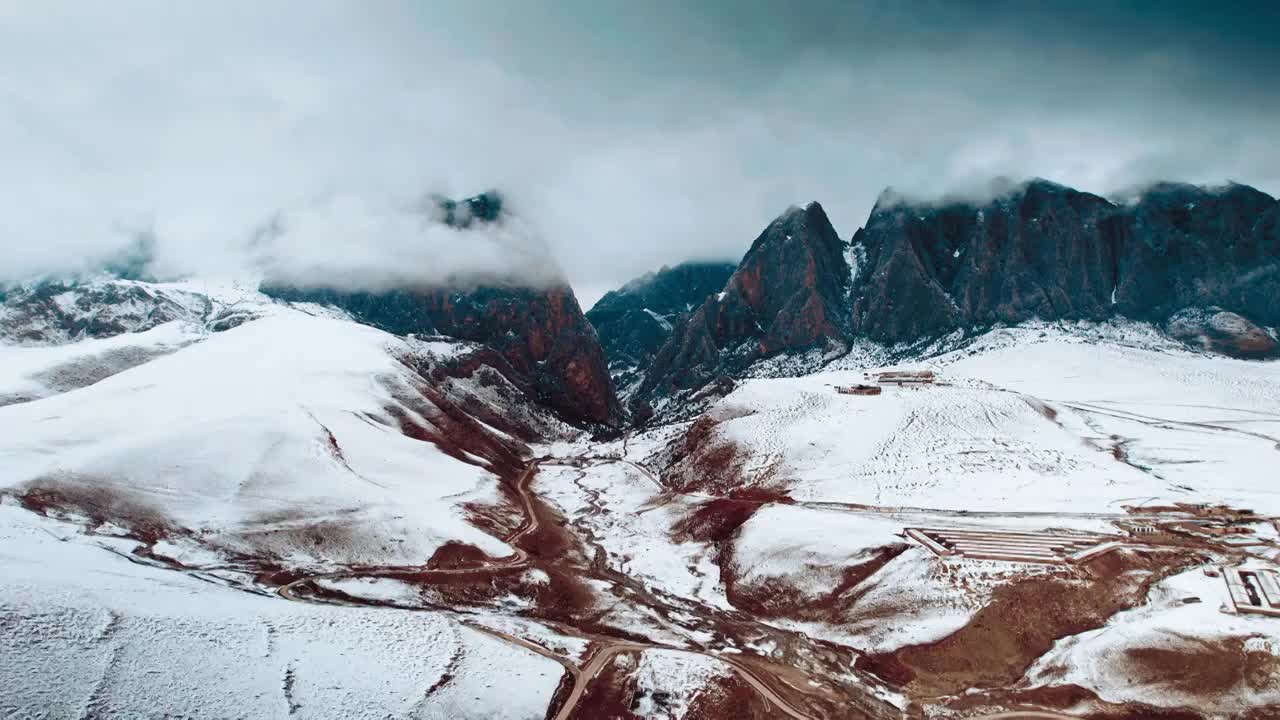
[{"left": 2, "top": 1, "right": 1277, "bottom": 303}]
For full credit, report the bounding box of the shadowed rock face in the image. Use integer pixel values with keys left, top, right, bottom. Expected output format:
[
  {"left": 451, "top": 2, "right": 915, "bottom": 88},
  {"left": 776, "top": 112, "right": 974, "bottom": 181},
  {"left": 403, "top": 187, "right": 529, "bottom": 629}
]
[
  {"left": 851, "top": 179, "right": 1280, "bottom": 349},
  {"left": 852, "top": 179, "right": 1121, "bottom": 342},
  {"left": 1114, "top": 183, "right": 1280, "bottom": 326},
  {"left": 416, "top": 286, "right": 623, "bottom": 427},
  {"left": 630, "top": 202, "right": 851, "bottom": 418},
  {"left": 731, "top": 202, "right": 852, "bottom": 352},
  {"left": 262, "top": 192, "right": 623, "bottom": 429},
  {"left": 586, "top": 261, "right": 736, "bottom": 386}
]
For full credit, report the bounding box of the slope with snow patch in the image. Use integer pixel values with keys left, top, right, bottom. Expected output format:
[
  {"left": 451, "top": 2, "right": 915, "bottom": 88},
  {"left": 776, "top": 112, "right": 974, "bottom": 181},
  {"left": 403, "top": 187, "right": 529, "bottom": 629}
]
[
  {"left": 665, "top": 323, "right": 1280, "bottom": 514},
  {"left": 0, "top": 502, "right": 561, "bottom": 719}
]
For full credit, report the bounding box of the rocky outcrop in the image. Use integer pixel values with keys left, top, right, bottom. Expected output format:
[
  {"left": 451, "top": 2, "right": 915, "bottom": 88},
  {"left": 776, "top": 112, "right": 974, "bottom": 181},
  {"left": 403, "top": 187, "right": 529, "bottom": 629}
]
[
  {"left": 597, "top": 178, "right": 1278, "bottom": 422},
  {"left": 1112, "top": 182, "right": 1280, "bottom": 326},
  {"left": 262, "top": 192, "right": 623, "bottom": 429},
  {"left": 414, "top": 286, "right": 623, "bottom": 427},
  {"left": 731, "top": 202, "right": 852, "bottom": 352},
  {"left": 1167, "top": 308, "right": 1277, "bottom": 359},
  {"left": 851, "top": 179, "right": 1120, "bottom": 342},
  {"left": 0, "top": 280, "right": 196, "bottom": 345},
  {"left": 629, "top": 202, "right": 850, "bottom": 418},
  {"left": 851, "top": 179, "right": 1280, "bottom": 355},
  {"left": 585, "top": 261, "right": 735, "bottom": 387}
]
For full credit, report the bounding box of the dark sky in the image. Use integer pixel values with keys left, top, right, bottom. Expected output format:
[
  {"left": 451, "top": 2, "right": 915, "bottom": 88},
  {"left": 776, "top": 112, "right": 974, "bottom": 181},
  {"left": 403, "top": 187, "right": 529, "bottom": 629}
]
[{"left": 3, "top": 2, "right": 1278, "bottom": 305}]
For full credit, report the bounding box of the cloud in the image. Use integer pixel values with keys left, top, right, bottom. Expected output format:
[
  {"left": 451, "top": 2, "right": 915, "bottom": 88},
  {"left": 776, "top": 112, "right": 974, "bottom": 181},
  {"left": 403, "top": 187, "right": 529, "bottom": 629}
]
[
  {"left": 250, "top": 192, "right": 563, "bottom": 291},
  {"left": 1, "top": 1, "right": 1276, "bottom": 302}
]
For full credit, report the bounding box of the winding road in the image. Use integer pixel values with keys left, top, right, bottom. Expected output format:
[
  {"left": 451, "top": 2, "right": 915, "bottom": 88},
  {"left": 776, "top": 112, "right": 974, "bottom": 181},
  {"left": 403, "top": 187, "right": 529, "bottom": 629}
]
[{"left": 271, "top": 456, "right": 831, "bottom": 720}]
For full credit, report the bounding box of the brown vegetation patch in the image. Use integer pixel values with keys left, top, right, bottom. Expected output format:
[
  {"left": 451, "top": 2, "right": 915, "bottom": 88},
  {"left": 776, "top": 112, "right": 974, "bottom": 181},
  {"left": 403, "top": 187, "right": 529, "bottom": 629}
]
[
  {"left": 17, "top": 476, "right": 177, "bottom": 543},
  {"left": 381, "top": 372, "right": 531, "bottom": 479},
  {"left": 233, "top": 516, "right": 376, "bottom": 556},
  {"left": 723, "top": 543, "right": 908, "bottom": 621},
  {"left": 461, "top": 497, "right": 522, "bottom": 539},
  {"left": 659, "top": 410, "right": 774, "bottom": 495},
  {"left": 563, "top": 652, "right": 641, "bottom": 720},
  {"left": 384, "top": 492, "right": 603, "bottom": 628},
  {"left": 867, "top": 548, "right": 1201, "bottom": 697},
  {"left": 31, "top": 344, "right": 187, "bottom": 395},
  {"left": 425, "top": 541, "right": 495, "bottom": 570},
  {"left": 1122, "top": 634, "right": 1280, "bottom": 696},
  {"left": 405, "top": 349, "right": 552, "bottom": 444},
  {"left": 1023, "top": 397, "right": 1060, "bottom": 425},
  {"left": 673, "top": 498, "right": 761, "bottom": 543},
  {"left": 684, "top": 671, "right": 777, "bottom": 719}
]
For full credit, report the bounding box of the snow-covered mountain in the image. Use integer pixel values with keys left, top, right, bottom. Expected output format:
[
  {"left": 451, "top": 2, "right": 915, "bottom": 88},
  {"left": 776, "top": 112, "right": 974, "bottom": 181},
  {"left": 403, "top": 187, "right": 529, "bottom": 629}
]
[
  {"left": 3, "top": 178, "right": 1279, "bottom": 720},
  {"left": 600, "top": 179, "right": 1280, "bottom": 424}
]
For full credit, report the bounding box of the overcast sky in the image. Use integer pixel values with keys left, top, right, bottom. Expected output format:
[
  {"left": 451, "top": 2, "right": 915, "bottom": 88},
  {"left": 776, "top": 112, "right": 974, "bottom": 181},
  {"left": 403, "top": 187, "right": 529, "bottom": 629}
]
[{"left": 3, "top": 2, "right": 1278, "bottom": 307}]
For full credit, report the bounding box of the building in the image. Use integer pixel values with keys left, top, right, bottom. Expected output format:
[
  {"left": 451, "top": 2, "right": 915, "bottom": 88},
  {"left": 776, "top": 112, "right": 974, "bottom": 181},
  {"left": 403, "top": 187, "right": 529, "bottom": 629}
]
[{"left": 874, "top": 369, "right": 937, "bottom": 386}]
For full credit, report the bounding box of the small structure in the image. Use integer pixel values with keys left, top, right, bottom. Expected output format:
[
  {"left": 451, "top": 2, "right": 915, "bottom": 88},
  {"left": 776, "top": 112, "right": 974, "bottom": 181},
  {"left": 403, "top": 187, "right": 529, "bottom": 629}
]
[
  {"left": 836, "top": 384, "right": 882, "bottom": 396},
  {"left": 1222, "top": 567, "right": 1280, "bottom": 617},
  {"left": 906, "top": 526, "right": 1115, "bottom": 565},
  {"left": 874, "top": 370, "right": 936, "bottom": 386}
]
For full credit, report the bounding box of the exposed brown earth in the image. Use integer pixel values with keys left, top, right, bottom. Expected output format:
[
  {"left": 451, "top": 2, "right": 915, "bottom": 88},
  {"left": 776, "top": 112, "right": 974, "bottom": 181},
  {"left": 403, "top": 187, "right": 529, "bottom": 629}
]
[
  {"left": 684, "top": 671, "right": 779, "bottom": 719},
  {"left": 559, "top": 650, "right": 644, "bottom": 720},
  {"left": 863, "top": 548, "right": 1202, "bottom": 698},
  {"left": 1121, "top": 634, "right": 1280, "bottom": 696},
  {"left": 723, "top": 543, "right": 909, "bottom": 620},
  {"left": 16, "top": 477, "right": 177, "bottom": 545},
  {"left": 657, "top": 410, "right": 797, "bottom": 497}
]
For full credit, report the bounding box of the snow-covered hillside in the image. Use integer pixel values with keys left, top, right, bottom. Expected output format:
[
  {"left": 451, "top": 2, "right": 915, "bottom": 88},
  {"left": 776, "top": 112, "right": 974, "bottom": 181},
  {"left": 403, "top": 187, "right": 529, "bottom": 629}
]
[
  {"left": 664, "top": 322, "right": 1280, "bottom": 515},
  {"left": 3, "top": 279, "right": 1277, "bottom": 719},
  {"left": 0, "top": 281, "right": 559, "bottom": 568},
  {"left": 0, "top": 279, "right": 581, "bottom": 719},
  {"left": 0, "top": 502, "right": 562, "bottom": 720}
]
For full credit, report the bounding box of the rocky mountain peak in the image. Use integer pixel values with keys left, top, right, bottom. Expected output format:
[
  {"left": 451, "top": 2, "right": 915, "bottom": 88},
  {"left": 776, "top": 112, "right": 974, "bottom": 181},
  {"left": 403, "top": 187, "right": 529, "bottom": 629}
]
[
  {"left": 623, "top": 202, "right": 853, "bottom": 420},
  {"left": 850, "top": 177, "right": 1280, "bottom": 350},
  {"left": 430, "top": 190, "right": 506, "bottom": 229},
  {"left": 585, "top": 261, "right": 736, "bottom": 390},
  {"left": 728, "top": 200, "right": 850, "bottom": 353}
]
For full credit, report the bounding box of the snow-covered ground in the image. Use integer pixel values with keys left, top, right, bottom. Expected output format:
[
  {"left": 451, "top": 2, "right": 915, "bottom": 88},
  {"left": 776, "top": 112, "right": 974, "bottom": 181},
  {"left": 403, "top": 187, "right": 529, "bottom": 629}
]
[
  {"left": 0, "top": 503, "right": 561, "bottom": 720},
  {"left": 670, "top": 323, "right": 1280, "bottom": 514},
  {"left": 0, "top": 304, "right": 511, "bottom": 567},
  {"left": 0, "top": 279, "right": 580, "bottom": 718},
  {"left": 0, "top": 320, "right": 202, "bottom": 406},
  {"left": 632, "top": 649, "right": 733, "bottom": 719},
  {"left": 943, "top": 327, "right": 1280, "bottom": 514},
  {"left": 1024, "top": 565, "right": 1280, "bottom": 714},
  {"left": 4, "top": 280, "right": 1278, "bottom": 720},
  {"left": 535, "top": 460, "right": 732, "bottom": 611}
]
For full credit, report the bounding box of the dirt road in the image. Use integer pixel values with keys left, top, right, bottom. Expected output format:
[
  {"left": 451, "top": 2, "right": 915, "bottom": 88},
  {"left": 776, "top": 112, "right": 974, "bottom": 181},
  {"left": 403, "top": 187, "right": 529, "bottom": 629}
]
[{"left": 270, "top": 456, "right": 837, "bottom": 720}]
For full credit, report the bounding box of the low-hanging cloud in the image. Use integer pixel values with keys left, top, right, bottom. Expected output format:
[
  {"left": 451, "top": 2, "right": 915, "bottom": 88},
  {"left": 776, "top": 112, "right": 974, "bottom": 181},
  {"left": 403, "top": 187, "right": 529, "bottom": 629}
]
[
  {"left": 2, "top": 2, "right": 1277, "bottom": 307},
  {"left": 248, "top": 193, "right": 564, "bottom": 291}
]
